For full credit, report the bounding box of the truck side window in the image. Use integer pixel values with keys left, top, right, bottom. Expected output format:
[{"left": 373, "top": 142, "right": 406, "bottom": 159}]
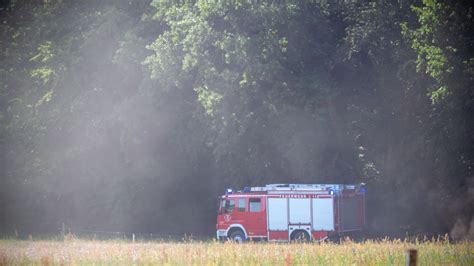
[
  {"left": 237, "top": 198, "right": 246, "bottom": 212},
  {"left": 249, "top": 198, "right": 261, "bottom": 212},
  {"left": 224, "top": 199, "right": 235, "bottom": 213}
]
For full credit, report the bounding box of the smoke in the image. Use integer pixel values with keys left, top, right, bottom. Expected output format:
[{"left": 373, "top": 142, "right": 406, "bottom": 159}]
[
  {"left": 450, "top": 176, "right": 474, "bottom": 240},
  {"left": 1, "top": 1, "right": 472, "bottom": 239},
  {"left": 450, "top": 219, "right": 474, "bottom": 241},
  {"left": 1, "top": 3, "right": 214, "bottom": 236}
]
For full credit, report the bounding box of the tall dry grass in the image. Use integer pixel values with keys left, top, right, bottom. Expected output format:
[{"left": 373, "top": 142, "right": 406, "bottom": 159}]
[{"left": 0, "top": 238, "right": 472, "bottom": 265}]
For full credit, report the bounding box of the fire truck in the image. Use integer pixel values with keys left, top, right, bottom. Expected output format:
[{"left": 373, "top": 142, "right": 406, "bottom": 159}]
[{"left": 216, "top": 184, "right": 366, "bottom": 242}]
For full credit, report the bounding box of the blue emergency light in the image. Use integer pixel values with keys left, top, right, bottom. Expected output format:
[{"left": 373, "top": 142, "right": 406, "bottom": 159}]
[
  {"left": 328, "top": 189, "right": 335, "bottom": 195},
  {"left": 225, "top": 188, "right": 233, "bottom": 194}
]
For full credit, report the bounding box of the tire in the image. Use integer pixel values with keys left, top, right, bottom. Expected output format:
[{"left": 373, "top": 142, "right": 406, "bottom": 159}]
[
  {"left": 228, "top": 230, "right": 246, "bottom": 243},
  {"left": 291, "top": 230, "right": 310, "bottom": 242}
]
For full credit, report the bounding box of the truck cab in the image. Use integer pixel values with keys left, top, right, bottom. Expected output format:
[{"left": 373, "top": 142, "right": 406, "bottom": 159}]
[{"left": 216, "top": 195, "right": 267, "bottom": 241}]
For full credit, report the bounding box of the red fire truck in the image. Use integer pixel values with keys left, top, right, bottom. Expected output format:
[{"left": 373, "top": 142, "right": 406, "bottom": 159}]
[{"left": 216, "top": 184, "right": 365, "bottom": 242}]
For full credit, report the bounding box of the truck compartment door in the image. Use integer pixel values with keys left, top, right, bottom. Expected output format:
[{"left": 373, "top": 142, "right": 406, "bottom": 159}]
[
  {"left": 289, "top": 198, "right": 311, "bottom": 224},
  {"left": 341, "top": 195, "right": 363, "bottom": 230},
  {"left": 312, "top": 198, "right": 334, "bottom": 231},
  {"left": 268, "top": 198, "right": 288, "bottom": 230}
]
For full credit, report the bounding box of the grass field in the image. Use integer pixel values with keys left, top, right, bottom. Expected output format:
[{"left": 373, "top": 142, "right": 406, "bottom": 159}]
[{"left": 0, "top": 238, "right": 472, "bottom": 265}]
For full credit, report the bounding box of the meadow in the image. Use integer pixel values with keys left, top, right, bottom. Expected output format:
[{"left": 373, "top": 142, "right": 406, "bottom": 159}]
[{"left": 0, "top": 238, "right": 472, "bottom": 265}]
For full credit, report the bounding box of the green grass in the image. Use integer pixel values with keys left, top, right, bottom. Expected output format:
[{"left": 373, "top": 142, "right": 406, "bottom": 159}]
[{"left": 0, "top": 238, "right": 472, "bottom": 265}]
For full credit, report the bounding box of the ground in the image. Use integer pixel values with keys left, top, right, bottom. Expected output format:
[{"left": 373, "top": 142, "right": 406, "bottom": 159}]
[{"left": 0, "top": 238, "right": 472, "bottom": 265}]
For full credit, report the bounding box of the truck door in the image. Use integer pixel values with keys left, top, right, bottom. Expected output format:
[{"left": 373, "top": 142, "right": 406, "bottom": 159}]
[{"left": 243, "top": 197, "right": 267, "bottom": 238}]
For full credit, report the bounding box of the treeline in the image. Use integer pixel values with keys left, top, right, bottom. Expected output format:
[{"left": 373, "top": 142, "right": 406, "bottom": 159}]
[{"left": 0, "top": 0, "right": 472, "bottom": 238}]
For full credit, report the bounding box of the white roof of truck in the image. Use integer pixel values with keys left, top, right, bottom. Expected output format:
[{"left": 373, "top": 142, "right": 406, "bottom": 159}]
[{"left": 249, "top": 183, "right": 357, "bottom": 192}]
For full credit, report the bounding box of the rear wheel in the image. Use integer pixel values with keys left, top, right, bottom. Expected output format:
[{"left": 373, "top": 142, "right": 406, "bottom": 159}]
[
  {"left": 228, "top": 230, "right": 246, "bottom": 243},
  {"left": 291, "top": 230, "right": 310, "bottom": 242}
]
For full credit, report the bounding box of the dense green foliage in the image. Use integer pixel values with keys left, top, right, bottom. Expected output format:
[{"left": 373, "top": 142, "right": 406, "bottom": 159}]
[{"left": 0, "top": 0, "right": 472, "bottom": 238}]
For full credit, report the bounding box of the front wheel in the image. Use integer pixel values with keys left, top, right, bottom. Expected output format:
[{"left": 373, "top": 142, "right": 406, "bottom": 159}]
[{"left": 228, "top": 230, "right": 246, "bottom": 243}]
